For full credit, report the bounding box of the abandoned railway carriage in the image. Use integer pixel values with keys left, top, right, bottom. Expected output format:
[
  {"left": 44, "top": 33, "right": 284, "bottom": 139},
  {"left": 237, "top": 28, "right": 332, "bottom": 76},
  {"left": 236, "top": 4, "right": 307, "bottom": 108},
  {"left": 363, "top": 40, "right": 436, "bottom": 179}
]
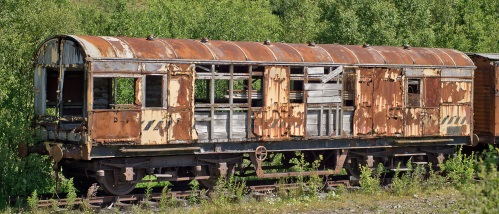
[{"left": 28, "top": 35, "right": 476, "bottom": 195}]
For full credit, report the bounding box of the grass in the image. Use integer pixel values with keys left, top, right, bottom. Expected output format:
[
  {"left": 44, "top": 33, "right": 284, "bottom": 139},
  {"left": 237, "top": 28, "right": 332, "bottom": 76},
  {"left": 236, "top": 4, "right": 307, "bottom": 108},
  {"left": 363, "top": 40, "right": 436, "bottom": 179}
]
[{"left": 8, "top": 146, "right": 499, "bottom": 213}]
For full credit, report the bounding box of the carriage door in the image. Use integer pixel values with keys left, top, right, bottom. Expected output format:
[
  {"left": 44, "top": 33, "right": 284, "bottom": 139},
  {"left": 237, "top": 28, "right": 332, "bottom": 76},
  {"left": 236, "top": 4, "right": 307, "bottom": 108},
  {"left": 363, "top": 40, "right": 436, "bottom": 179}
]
[
  {"left": 372, "top": 68, "right": 403, "bottom": 136},
  {"left": 141, "top": 74, "right": 168, "bottom": 145},
  {"left": 354, "top": 68, "right": 374, "bottom": 136},
  {"left": 404, "top": 69, "right": 441, "bottom": 137},
  {"left": 167, "top": 64, "right": 196, "bottom": 143},
  {"left": 254, "top": 66, "right": 290, "bottom": 140}
]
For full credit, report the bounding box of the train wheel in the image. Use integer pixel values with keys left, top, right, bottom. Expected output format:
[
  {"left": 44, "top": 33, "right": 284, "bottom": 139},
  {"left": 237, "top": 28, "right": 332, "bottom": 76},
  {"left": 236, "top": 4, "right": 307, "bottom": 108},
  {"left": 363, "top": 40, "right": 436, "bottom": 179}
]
[
  {"left": 98, "top": 170, "right": 137, "bottom": 195},
  {"left": 344, "top": 156, "right": 362, "bottom": 180},
  {"left": 72, "top": 176, "right": 98, "bottom": 194}
]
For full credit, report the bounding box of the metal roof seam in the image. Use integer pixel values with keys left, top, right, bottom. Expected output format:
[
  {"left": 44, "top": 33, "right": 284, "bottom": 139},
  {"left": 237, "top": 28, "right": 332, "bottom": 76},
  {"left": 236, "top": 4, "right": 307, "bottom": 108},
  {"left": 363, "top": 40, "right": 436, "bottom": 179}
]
[
  {"left": 198, "top": 41, "right": 217, "bottom": 60},
  {"left": 280, "top": 43, "right": 305, "bottom": 62},
  {"left": 436, "top": 48, "right": 457, "bottom": 66},
  {"left": 227, "top": 41, "right": 249, "bottom": 61},
  {"left": 98, "top": 36, "right": 119, "bottom": 58},
  {"left": 369, "top": 47, "right": 387, "bottom": 64},
  {"left": 337, "top": 45, "right": 360, "bottom": 64},
  {"left": 401, "top": 49, "right": 416, "bottom": 64},
  {"left": 316, "top": 45, "right": 334, "bottom": 63},
  {"left": 261, "top": 43, "right": 278, "bottom": 61},
  {"left": 448, "top": 49, "right": 474, "bottom": 65},
  {"left": 157, "top": 39, "right": 179, "bottom": 59},
  {"left": 116, "top": 37, "right": 137, "bottom": 59},
  {"left": 424, "top": 48, "right": 446, "bottom": 66}
]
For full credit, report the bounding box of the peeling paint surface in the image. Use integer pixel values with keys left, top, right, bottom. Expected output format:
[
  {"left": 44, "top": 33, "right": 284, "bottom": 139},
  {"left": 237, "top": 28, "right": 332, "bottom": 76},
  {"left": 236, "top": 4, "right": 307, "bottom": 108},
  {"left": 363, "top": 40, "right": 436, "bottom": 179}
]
[
  {"left": 91, "top": 110, "right": 141, "bottom": 143},
  {"left": 354, "top": 68, "right": 373, "bottom": 135}
]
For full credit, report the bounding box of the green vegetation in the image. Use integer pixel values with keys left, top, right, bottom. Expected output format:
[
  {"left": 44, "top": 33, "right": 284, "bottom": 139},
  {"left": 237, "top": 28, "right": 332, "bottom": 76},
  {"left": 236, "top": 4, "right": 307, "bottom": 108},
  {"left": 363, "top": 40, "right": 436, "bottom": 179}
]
[
  {"left": 1, "top": 0, "right": 499, "bottom": 210},
  {"left": 15, "top": 146, "right": 499, "bottom": 213}
]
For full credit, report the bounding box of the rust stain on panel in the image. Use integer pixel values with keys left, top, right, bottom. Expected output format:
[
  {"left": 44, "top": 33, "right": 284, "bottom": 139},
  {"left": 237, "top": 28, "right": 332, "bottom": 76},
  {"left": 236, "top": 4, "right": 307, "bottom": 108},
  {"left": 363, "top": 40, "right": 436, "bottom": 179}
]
[
  {"left": 254, "top": 66, "right": 291, "bottom": 140},
  {"left": 441, "top": 81, "right": 471, "bottom": 104},
  {"left": 404, "top": 108, "right": 421, "bottom": 136},
  {"left": 372, "top": 68, "right": 403, "bottom": 136},
  {"left": 289, "top": 103, "right": 305, "bottom": 136},
  {"left": 168, "top": 64, "right": 196, "bottom": 141},
  {"left": 354, "top": 68, "right": 374, "bottom": 136},
  {"left": 422, "top": 108, "right": 440, "bottom": 136},
  {"left": 440, "top": 105, "right": 471, "bottom": 136},
  {"left": 424, "top": 77, "right": 441, "bottom": 107},
  {"left": 91, "top": 110, "right": 141, "bottom": 143}
]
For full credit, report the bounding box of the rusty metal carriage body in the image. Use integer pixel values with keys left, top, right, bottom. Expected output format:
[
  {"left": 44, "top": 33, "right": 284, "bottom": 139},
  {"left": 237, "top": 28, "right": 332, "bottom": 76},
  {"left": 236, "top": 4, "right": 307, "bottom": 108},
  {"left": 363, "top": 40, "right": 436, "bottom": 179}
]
[{"left": 31, "top": 35, "right": 475, "bottom": 194}]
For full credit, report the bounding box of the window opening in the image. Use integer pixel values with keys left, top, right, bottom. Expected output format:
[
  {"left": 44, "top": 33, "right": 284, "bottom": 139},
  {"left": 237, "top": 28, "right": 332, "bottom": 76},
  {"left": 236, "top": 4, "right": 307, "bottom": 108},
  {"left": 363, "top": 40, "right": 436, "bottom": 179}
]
[
  {"left": 93, "top": 77, "right": 139, "bottom": 109},
  {"left": 61, "top": 70, "right": 84, "bottom": 115},
  {"left": 145, "top": 75, "right": 163, "bottom": 107},
  {"left": 407, "top": 79, "right": 421, "bottom": 107},
  {"left": 290, "top": 80, "right": 304, "bottom": 103},
  {"left": 45, "top": 68, "right": 59, "bottom": 116},
  {"left": 343, "top": 71, "right": 355, "bottom": 106},
  {"left": 195, "top": 79, "right": 209, "bottom": 102}
]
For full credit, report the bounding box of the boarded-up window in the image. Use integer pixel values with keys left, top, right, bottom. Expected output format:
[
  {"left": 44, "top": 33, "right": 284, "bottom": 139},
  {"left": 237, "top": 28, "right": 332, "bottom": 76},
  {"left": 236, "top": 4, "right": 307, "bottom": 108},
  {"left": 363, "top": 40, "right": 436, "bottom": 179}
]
[{"left": 407, "top": 79, "right": 421, "bottom": 107}]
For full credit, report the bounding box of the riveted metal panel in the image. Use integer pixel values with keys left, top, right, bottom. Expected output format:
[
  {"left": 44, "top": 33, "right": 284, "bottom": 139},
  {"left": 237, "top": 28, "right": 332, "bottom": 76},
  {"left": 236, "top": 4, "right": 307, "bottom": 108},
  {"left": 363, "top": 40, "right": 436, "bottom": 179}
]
[
  {"left": 201, "top": 40, "right": 247, "bottom": 61},
  {"left": 371, "top": 46, "right": 414, "bottom": 65},
  {"left": 372, "top": 68, "right": 403, "bottom": 136},
  {"left": 286, "top": 43, "right": 331, "bottom": 62},
  {"left": 354, "top": 68, "right": 374, "bottom": 135},
  {"left": 167, "top": 64, "right": 196, "bottom": 142},
  {"left": 440, "top": 105, "right": 471, "bottom": 136}
]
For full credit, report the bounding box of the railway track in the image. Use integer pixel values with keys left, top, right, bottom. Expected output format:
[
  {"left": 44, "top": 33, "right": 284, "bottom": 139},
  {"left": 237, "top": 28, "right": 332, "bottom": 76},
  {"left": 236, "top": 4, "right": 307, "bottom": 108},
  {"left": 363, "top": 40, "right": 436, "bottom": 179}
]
[{"left": 36, "top": 177, "right": 352, "bottom": 210}]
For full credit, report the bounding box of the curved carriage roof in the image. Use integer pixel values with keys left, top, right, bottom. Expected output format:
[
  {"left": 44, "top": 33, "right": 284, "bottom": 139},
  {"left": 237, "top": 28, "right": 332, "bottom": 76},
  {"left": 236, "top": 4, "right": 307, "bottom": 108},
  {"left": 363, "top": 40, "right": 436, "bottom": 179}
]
[{"left": 35, "top": 35, "right": 474, "bottom": 67}]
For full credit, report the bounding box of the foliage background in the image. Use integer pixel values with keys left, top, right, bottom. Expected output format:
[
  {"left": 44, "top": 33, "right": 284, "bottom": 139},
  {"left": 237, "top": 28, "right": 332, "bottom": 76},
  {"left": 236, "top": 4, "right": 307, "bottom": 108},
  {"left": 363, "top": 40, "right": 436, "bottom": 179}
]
[{"left": 0, "top": 0, "right": 498, "bottom": 207}]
